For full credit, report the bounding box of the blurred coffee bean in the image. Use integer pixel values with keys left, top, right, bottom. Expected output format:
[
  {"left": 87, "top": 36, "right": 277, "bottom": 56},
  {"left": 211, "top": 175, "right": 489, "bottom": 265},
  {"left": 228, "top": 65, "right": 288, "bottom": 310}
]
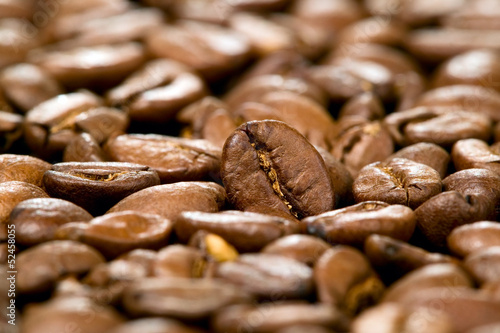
[
  {"left": 452, "top": 139, "right": 500, "bottom": 175},
  {"left": 221, "top": 120, "right": 335, "bottom": 220},
  {"left": 175, "top": 210, "right": 299, "bottom": 252},
  {"left": 0, "top": 111, "right": 22, "bottom": 152},
  {"left": 315, "top": 246, "right": 385, "bottom": 315},
  {"left": 104, "top": 134, "right": 220, "bottom": 183},
  {"left": 108, "top": 181, "right": 226, "bottom": 220},
  {"left": 338, "top": 92, "right": 385, "bottom": 121},
  {"left": 305, "top": 201, "right": 416, "bottom": 246},
  {"left": 442, "top": 0, "right": 500, "bottom": 30},
  {"left": 261, "top": 234, "right": 330, "bottom": 266},
  {"left": 215, "top": 253, "right": 313, "bottom": 299},
  {"left": 153, "top": 245, "right": 204, "bottom": 278},
  {"left": 337, "top": 16, "right": 407, "bottom": 46},
  {"left": 448, "top": 221, "right": 500, "bottom": 258},
  {"left": 0, "top": 0, "right": 34, "bottom": 19},
  {"left": 187, "top": 231, "right": 239, "bottom": 265},
  {"left": 17, "top": 240, "right": 105, "bottom": 294},
  {"left": 106, "top": 59, "right": 207, "bottom": 123},
  {"left": 0, "top": 154, "right": 51, "bottom": 186},
  {"left": 0, "top": 18, "right": 40, "bottom": 69},
  {"left": 123, "top": 277, "right": 252, "bottom": 319},
  {"left": 464, "top": 246, "right": 500, "bottom": 285},
  {"left": 63, "top": 132, "right": 108, "bottom": 162},
  {"left": 109, "top": 318, "right": 203, "bottom": 333},
  {"left": 10, "top": 197, "right": 92, "bottom": 246}
]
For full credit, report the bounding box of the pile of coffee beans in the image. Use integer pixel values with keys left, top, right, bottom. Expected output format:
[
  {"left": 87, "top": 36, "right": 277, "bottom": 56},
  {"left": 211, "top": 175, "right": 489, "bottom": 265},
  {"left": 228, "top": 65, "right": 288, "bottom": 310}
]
[{"left": 1, "top": 0, "right": 500, "bottom": 332}]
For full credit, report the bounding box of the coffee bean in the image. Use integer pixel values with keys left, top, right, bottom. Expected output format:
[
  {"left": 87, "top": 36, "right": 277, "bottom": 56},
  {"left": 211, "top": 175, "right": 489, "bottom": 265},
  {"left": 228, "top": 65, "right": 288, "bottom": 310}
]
[
  {"left": 109, "top": 318, "right": 203, "bottom": 333},
  {"left": 153, "top": 245, "right": 205, "bottom": 278},
  {"left": 448, "top": 221, "right": 500, "bottom": 258},
  {"left": 175, "top": 210, "right": 300, "bottom": 252},
  {"left": 337, "top": 17, "right": 407, "bottom": 46},
  {"left": 353, "top": 158, "right": 442, "bottom": 209},
  {"left": 442, "top": 0, "right": 500, "bottom": 30},
  {"left": 338, "top": 91, "right": 385, "bottom": 121},
  {"left": 464, "top": 246, "right": 500, "bottom": 285},
  {"left": 0, "top": 111, "right": 23, "bottom": 152},
  {"left": 123, "top": 277, "right": 253, "bottom": 319},
  {"left": 10, "top": 197, "right": 92, "bottom": 246},
  {"left": 261, "top": 234, "right": 331, "bottom": 266},
  {"left": 43, "top": 162, "right": 161, "bottom": 214},
  {"left": 17, "top": 240, "right": 105, "bottom": 294},
  {"left": 452, "top": 139, "right": 500, "bottom": 175},
  {"left": 221, "top": 120, "right": 335, "bottom": 220},
  {"left": 104, "top": 134, "right": 221, "bottom": 183},
  {"left": 0, "top": 18, "right": 39, "bottom": 69},
  {"left": 55, "top": 211, "right": 172, "bottom": 258},
  {"left": 63, "top": 132, "right": 108, "bottom": 162},
  {"left": 187, "top": 231, "right": 239, "bottom": 268},
  {"left": 0, "top": 154, "right": 51, "bottom": 186}
]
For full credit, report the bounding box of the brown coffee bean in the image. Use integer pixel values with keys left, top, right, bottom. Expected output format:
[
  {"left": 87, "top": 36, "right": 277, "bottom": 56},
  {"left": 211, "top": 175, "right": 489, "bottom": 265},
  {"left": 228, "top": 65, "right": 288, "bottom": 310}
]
[
  {"left": 452, "top": 139, "right": 500, "bottom": 175},
  {"left": 416, "top": 191, "right": 495, "bottom": 247},
  {"left": 464, "top": 246, "right": 500, "bottom": 285},
  {"left": 109, "top": 318, "right": 203, "bottom": 333},
  {"left": 0, "top": 154, "right": 51, "bottom": 186},
  {"left": 315, "top": 246, "right": 384, "bottom": 315},
  {"left": 305, "top": 201, "right": 416, "bottom": 246},
  {"left": 146, "top": 21, "right": 251, "bottom": 80},
  {"left": 104, "top": 134, "right": 220, "bottom": 184},
  {"left": 338, "top": 91, "right": 385, "bottom": 121},
  {"left": 364, "top": 234, "right": 457, "bottom": 279},
  {"left": 414, "top": 85, "right": 500, "bottom": 122},
  {"left": 0, "top": 18, "right": 39, "bottom": 69},
  {"left": 448, "top": 221, "right": 500, "bottom": 258},
  {"left": 43, "top": 162, "right": 161, "bottom": 215},
  {"left": 10, "top": 197, "right": 92, "bottom": 246},
  {"left": 153, "top": 245, "right": 204, "bottom": 278},
  {"left": 123, "top": 277, "right": 252, "bottom": 319},
  {"left": 215, "top": 253, "right": 313, "bottom": 299},
  {"left": 385, "top": 142, "right": 450, "bottom": 179},
  {"left": 0, "top": 0, "right": 34, "bottom": 19},
  {"left": 221, "top": 120, "right": 335, "bottom": 220},
  {"left": 0, "top": 111, "right": 23, "bottom": 152},
  {"left": 175, "top": 210, "right": 300, "bottom": 252},
  {"left": 212, "top": 302, "right": 350, "bottom": 333},
  {"left": 63, "top": 132, "right": 108, "bottom": 162},
  {"left": 353, "top": 158, "right": 442, "bottom": 209},
  {"left": 106, "top": 59, "right": 207, "bottom": 123},
  {"left": 108, "top": 181, "right": 226, "bottom": 220},
  {"left": 17, "top": 240, "right": 105, "bottom": 294},
  {"left": 337, "top": 17, "right": 407, "bottom": 46},
  {"left": 29, "top": 42, "right": 146, "bottom": 90},
  {"left": 331, "top": 120, "right": 394, "bottom": 177},
  {"left": 55, "top": 211, "right": 172, "bottom": 258},
  {"left": 187, "top": 231, "right": 239, "bottom": 266},
  {"left": 442, "top": 0, "right": 500, "bottom": 30},
  {"left": 381, "top": 263, "right": 473, "bottom": 304},
  {"left": 0, "top": 63, "right": 63, "bottom": 112},
  {"left": 432, "top": 49, "right": 500, "bottom": 93},
  {"left": 261, "top": 234, "right": 331, "bottom": 266},
  {"left": 384, "top": 106, "right": 491, "bottom": 148},
  {"left": 21, "top": 296, "right": 124, "bottom": 333}
]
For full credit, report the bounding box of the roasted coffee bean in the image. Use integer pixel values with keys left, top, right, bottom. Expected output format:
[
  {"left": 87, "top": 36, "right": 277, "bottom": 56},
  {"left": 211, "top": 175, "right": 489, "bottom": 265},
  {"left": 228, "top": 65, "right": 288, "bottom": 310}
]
[
  {"left": 452, "top": 139, "right": 500, "bottom": 175},
  {"left": 337, "top": 17, "right": 407, "bottom": 46},
  {"left": 385, "top": 142, "right": 450, "bottom": 179},
  {"left": 215, "top": 253, "right": 314, "bottom": 299},
  {"left": 63, "top": 132, "right": 108, "bottom": 162},
  {"left": 175, "top": 210, "right": 300, "bottom": 252},
  {"left": 331, "top": 120, "right": 394, "bottom": 177},
  {"left": 29, "top": 42, "right": 146, "bottom": 90},
  {"left": 43, "top": 162, "right": 161, "bottom": 214},
  {"left": 0, "top": 63, "right": 63, "bottom": 112},
  {"left": 416, "top": 191, "right": 495, "bottom": 247},
  {"left": 0, "top": 111, "right": 23, "bottom": 152},
  {"left": 0, "top": 18, "right": 39, "bottom": 69},
  {"left": 55, "top": 211, "right": 172, "bottom": 258},
  {"left": 123, "top": 277, "right": 252, "bottom": 319},
  {"left": 106, "top": 59, "right": 207, "bottom": 123},
  {"left": 353, "top": 158, "right": 442, "bottom": 209},
  {"left": 432, "top": 49, "right": 500, "bottom": 93},
  {"left": 221, "top": 120, "right": 335, "bottom": 220},
  {"left": 212, "top": 302, "right": 350, "bottom": 333},
  {"left": 364, "top": 234, "right": 457, "bottom": 279},
  {"left": 104, "top": 134, "right": 220, "bottom": 183},
  {"left": 314, "top": 246, "right": 385, "bottom": 315},
  {"left": 384, "top": 106, "right": 491, "bottom": 148},
  {"left": 109, "top": 318, "right": 203, "bottom": 333},
  {"left": 261, "top": 234, "right": 331, "bottom": 266},
  {"left": 305, "top": 201, "right": 416, "bottom": 246},
  {"left": 338, "top": 91, "right": 385, "bottom": 121},
  {"left": 17, "top": 240, "right": 105, "bottom": 294},
  {"left": 0, "top": 154, "right": 51, "bottom": 186},
  {"left": 10, "top": 197, "right": 92, "bottom": 246},
  {"left": 464, "top": 246, "right": 500, "bottom": 285},
  {"left": 442, "top": 0, "right": 500, "bottom": 30},
  {"left": 153, "top": 245, "right": 204, "bottom": 278},
  {"left": 448, "top": 221, "right": 500, "bottom": 258},
  {"left": 21, "top": 296, "right": 124, "bottom": 333},
  {"left": 146, "top": 21, "right": 251, "bottom": 80},
  {"left": 187, "top": 231, "right": 239, "bottom": 265},
  {"left": 108, "top": 181, "right": 226, "bottom": 220}
]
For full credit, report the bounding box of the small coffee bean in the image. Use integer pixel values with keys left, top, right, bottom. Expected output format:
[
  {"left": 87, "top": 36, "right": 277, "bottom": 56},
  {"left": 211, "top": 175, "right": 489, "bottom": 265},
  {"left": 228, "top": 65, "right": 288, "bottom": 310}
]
[
  {"left": 305, "top": 201, "right": 416, "bottom": 246},
  {"left": 175, "top": 210, "right": 300, "bottom": 252},
  {"left": 43, "top": 162, "right": 161, "bottom": 215},
  {"left": 0, "top": 154, "right": 51, "bottom": 186},
  {"left": 452, "top": 139, "right": 500, "bottom": 175},
  {"left": 221, "top": 120, "right": 335, "bottom": 220},
  {"left": 153, "top": 245, "right": 205, "bottom": 278},
  {"left": 261, "top": 234, "right": 331, "bottom": 266},
  {"left": 17, "top": 240, "right": 105, "bottom": 294},
  {"left": 215, "top": 253, "right": 314, "bottom": 299},
  {"left": 123, "top": 277, "right": 252, "bottom": 319},
  {"left": 10, "top": 197, "right": 92, "bottom": 246},
  {"left": 464, "top": 246, "right": 500, "bottom": 285},
  {"left": 448, "top": 221, "right": 500, "bottom": 258},
  {"left": 353, "top": 158, "right": 442, "bottom": 209}
]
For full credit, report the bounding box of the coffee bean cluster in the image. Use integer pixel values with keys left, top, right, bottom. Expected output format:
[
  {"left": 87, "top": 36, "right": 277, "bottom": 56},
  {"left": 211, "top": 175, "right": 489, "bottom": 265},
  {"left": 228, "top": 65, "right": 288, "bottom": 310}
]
[{"left": 1, "top": 0, "right": 500, "bottom": 332}]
